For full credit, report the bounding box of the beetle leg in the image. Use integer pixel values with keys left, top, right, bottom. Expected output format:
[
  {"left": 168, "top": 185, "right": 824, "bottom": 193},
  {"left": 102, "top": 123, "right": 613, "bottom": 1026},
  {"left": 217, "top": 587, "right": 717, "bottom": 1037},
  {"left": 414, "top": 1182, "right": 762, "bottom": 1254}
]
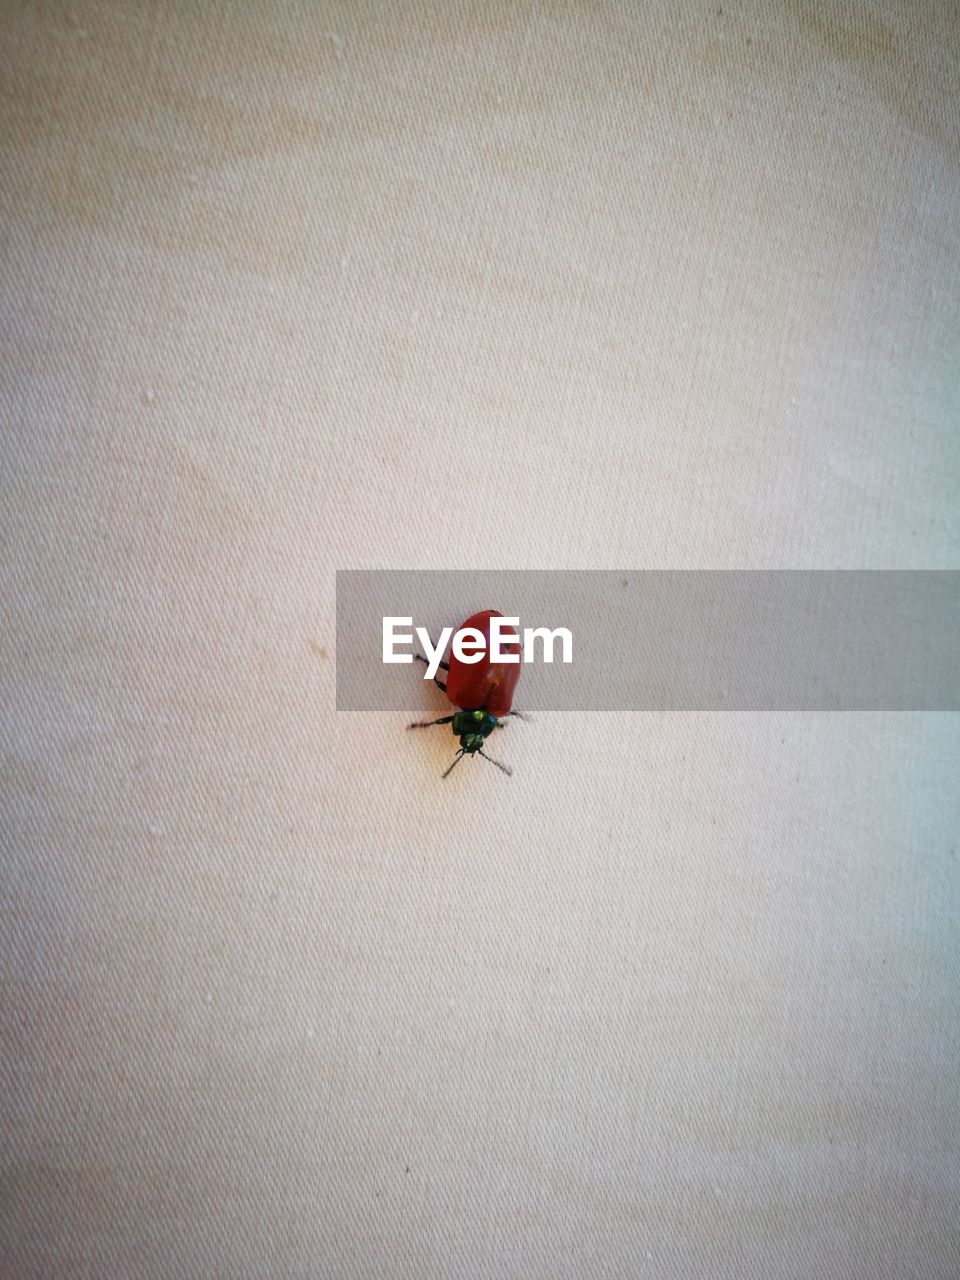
[
  {"left": 407, "top": 715, "right": 455, "bottom": 730},
  {"left": 414, "top": 651, "right": 450, "bottom": 687},
  {"left": 507, "top": 709, "right": 532, "bottom": 721}
]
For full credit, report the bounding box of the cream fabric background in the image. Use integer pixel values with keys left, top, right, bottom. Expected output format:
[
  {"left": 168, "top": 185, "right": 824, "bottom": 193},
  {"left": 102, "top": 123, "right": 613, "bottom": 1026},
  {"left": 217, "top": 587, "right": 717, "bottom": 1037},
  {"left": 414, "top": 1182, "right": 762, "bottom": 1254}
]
[{"left": 2, "top": 2, "right": 958, "bottom": 1276}]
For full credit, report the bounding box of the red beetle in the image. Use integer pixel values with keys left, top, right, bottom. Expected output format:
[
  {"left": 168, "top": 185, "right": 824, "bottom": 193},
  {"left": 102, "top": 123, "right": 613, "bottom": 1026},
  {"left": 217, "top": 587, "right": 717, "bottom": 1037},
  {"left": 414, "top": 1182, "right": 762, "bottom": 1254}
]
[{"left": 408, "top": 609, "right": 527, "bottom": 778}]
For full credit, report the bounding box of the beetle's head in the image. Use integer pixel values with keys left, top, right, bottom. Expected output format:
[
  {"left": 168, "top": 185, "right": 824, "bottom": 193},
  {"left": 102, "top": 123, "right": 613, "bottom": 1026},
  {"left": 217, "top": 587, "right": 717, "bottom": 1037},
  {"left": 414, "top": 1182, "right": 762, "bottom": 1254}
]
[
  {"left": 452, "top": 708, "right": 497, "bottom": 745},
  {"left": 442, "top": 709, "right": 512, "bottom": 779}
]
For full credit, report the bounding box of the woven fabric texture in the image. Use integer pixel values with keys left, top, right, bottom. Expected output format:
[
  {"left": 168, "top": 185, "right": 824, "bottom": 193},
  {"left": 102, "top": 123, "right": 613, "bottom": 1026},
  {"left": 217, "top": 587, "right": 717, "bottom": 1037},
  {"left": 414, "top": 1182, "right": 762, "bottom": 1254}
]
[{"left": 2, "top": 2, "right": 958, "bottom": 1276}]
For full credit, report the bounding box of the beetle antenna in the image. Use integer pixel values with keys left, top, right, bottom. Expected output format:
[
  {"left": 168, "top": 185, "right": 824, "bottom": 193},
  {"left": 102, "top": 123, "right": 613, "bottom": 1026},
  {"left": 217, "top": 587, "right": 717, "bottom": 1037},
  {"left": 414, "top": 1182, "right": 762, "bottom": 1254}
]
[
  {"left": 478, "top": 750, "right": 512, "bottom": 777},
  {"left": 441, "top": 750, "right": 465, "bottom": 780}
]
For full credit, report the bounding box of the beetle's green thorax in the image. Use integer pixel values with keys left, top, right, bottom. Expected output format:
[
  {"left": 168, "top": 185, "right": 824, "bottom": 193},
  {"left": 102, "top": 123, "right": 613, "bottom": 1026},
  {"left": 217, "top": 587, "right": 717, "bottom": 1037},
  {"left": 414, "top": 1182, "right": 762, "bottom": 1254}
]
[{"left": 452, "top": 708, "right": 498, "bottom": 751}]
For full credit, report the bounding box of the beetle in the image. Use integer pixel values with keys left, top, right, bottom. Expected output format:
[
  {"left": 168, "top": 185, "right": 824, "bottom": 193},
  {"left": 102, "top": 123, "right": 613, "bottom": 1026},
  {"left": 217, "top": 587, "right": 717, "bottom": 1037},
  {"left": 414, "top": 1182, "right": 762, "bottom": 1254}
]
[{"left": 407, "top": 609, "right": 527, "bottom": 778}]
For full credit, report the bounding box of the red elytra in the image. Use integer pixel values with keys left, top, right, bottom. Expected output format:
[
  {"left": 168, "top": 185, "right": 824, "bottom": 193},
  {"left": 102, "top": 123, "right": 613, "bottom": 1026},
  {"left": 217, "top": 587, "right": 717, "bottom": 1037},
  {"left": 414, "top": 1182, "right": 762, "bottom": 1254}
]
[{"left": 445, "top": 609, "right": 522, "bottom": 717}]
